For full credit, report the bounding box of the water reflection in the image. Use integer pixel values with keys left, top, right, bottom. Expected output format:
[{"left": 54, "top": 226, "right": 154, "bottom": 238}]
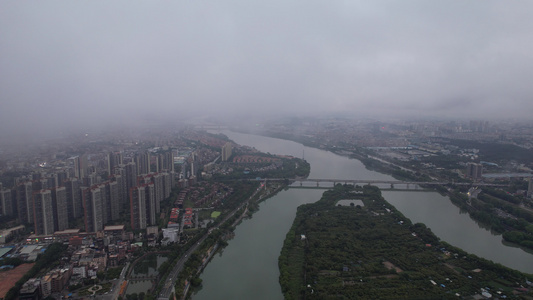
[
  {"left": 193, "top": 131, "right": 533, "bottom": 300},
  {"left": 126, "top": 254, "right": 169, "bottom": 296}
]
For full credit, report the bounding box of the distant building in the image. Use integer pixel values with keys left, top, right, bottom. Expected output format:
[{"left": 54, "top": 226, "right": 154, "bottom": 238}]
[
  {"left": 82, "top": 186, "right": 104, "bottom": 232},
  {"left": 51, "top": 187, "right": 69, "bottom": 232},
  {"left": 0, "top": 188, "right": 14, "bottom": 216},
  {"left": 470, "top": 120, "right": 489, "bottom": 133},
  {"left": 221, "top": 142, "right": 233, "bottom": 162},
  {"left": 102, "top": 181, "right": 120, "bottom": 223},
  {"left": 71, "top": 154, "right": 88, "bottom": 179},
  {"left": 528, "top": 178, "right": 533, "bottom": 198},
  {"left": 466, "top": 163, "right": 483, "bottom": 181},
  {"left": 107, "top": 152, "right": 123, "bottom": 176},
  {"left": 130, "top": 185, "right": 147, "bottom": 230},
  {"left": 64, "top": 177, "right": 83, "bottom": 221},
  {"left": 111, "top": 173, "right": 127, "bottom": 209},
  {"left": 145, "top": 183, "right": 157, "bottom": 226},
  {"left": 33, "top": 189, "right": 55, "bottom": 235},
  {"left": 155, "top": 151, "right": 174, "bottom": 173},
  {"left": 135, "top": 152, "right": 151, "bottom": 175},
  {"left": 124, "top": 162, "right": 138, "bottom": 192},
  {"left": 17, "top": 181, "right": 34, "bottom": 224}
]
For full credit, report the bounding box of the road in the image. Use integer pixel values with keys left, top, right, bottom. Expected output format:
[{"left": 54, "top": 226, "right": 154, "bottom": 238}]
[
  {"left": 96, "top": 262, "right": 129, "bottom": 300},
  {"left": 158, "top": 186, "right": 263, "bottom": 300},
  {"left": 158, "top": 235, "right": 207, "bottom": 300}
]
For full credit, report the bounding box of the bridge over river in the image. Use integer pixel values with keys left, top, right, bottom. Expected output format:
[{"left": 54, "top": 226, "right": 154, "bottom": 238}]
[{"left": 256, "top": 178, "right": 507, "bottom": 189}]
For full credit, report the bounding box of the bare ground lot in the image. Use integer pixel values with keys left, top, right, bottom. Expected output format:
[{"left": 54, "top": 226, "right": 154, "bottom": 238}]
[{"left": 0, "top": 263, "right": 34, "bottom": 298}]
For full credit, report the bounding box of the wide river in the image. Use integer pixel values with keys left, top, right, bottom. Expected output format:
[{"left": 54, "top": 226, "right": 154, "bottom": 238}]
[{"left": 193, "top": 131, "right": 533, "bottom": 299}]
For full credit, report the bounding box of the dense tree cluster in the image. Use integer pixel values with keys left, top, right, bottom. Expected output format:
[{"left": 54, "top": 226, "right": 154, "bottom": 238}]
[{"left": 279, "top": 185, "right": 533, "bottom": 299}]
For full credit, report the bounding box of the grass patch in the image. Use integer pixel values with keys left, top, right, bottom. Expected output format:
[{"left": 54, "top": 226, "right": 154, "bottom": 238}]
[{"left": 211, "top": 211, "right": 221, "bottom": 218}]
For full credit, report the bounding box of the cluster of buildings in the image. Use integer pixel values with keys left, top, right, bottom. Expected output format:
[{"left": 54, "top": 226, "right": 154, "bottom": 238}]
[
  {"left": 8, "top": 224, "right": 147, "bottom": 299},
  {"left": 260, "top": 117, "right": 533, "bottom": 150},
  {"left": 176, "top": 182, "right": 233, "bottom": 208},
  {"left": 0, "top": 149, "right": 178, "bottom": 236}
]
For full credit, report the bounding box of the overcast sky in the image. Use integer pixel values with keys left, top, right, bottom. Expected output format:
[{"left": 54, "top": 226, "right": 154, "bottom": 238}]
[{"left": 1, "top": 1, "right": 533, "bottom": 139}]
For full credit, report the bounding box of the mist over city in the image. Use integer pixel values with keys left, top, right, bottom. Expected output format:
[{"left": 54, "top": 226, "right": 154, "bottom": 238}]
[
  {"left": 2, "top": 0, "right": 533, "bottom": 143},
  {"left": 2, "top": 1, "right": 533, "bottom": 300}
]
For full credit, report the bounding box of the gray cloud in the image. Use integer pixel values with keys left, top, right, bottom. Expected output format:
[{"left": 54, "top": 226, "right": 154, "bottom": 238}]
[{"left": 1, "top": 0, "right": 533, "bottom": 139}]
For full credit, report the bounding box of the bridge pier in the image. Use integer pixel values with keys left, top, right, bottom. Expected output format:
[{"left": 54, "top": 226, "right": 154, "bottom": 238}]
[
  {"left": 317, "top": 181, "right": 319, "bottom": 187},
  {"left": 407, "top": 183, "right": 410, "bottom": 189}
]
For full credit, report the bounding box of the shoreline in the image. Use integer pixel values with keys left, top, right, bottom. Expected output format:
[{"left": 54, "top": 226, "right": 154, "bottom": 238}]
[{"left": 232, "top": 129, "right": 533, "bottom": 251}]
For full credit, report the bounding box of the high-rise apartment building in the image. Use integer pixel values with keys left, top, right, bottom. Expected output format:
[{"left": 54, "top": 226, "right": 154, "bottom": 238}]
[
  {"left": 135, "top": 152, "right": 151, "bottom": 175},
  {"left": 33, "top": 179, "right": 49, "bottom": 192},
  {"left": 130, "top": 185, "right": 147, "bottom": 230},
  {"left": 221, "top": 142, "right": 233, "bottom": 162},
  {"left": 56, "top": 171, "right": 69, "bottom": 187},
  {"left": 111, "top": 172, "right": 127, "bottom": 210},
  {"left": 145, "top": 183, "right": 157, "bottom": 226},
  {"left": 72, "top": 154, "right": 88, "bottom": 179},
  {"left": 17, "top": 181, "right": 34, "bottom": 224},
  {"left": 65, "top": 178, "right": 83, "bottom": 220},
  {"left": 102, "top": 181, "right": 120, "bottom": 222},
  {"left": 155, "top": 151, "right": 174, "bottom": 172},
  {"left": 52, "top": 187, "right": 68, "bottom": 231},
  {"left": 46, "top": 174, "right": 58, "bottom": 189},
  {"left": 125, "top": 162, "right": 138, "bottom": 192},
  {"left": 0, "top": 189, "right": 13, "bottom": 216},
  {"left": 466, "top": 163, "right": 483, "bottom": 181},
  {"left": 150, "top": 173, "right": 163, "bottom": 213},
  {"left": 162, "top": 172, "right": 172, "bottom": 200},
  {"left": 108, "top": 152, "right": 123, "bottom": 176},
  {"left": 33, "top": 190, "right": 54, "bottom": 235},
  {"left": 82, "top": 186, "right": 104, "bottom": 232}
]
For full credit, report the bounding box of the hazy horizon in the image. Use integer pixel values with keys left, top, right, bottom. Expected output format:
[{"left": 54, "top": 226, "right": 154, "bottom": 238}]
[{"left": 2, "top": 1, "right": 533, "bottom": 142}]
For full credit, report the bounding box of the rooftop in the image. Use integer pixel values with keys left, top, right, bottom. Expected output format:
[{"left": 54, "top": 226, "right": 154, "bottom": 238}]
[{"left": 104, "top": 225, "right": 125, "bottom": 231}]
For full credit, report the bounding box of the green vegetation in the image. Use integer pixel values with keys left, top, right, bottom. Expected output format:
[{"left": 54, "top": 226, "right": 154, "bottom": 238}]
[
  {"left": 442, "top": 138, "right": 533, "bottom": 165},
  {"left": 0, "top": 256, "right": 23, "bottom": 267},
  {"left": 5, "top": 243, "right": 68, "bottom": 300},
  {"left": 355, "top": 149, "right": 533, "bottom": 251},
  {"left": 279, "top": 185, "right": 533, "bottom": 299},
  {"left": 212, "top": 157, "right": 310, "bottom": 180},
  {"left": 353, "top": 153, "right": 432, "bottom": 183}
]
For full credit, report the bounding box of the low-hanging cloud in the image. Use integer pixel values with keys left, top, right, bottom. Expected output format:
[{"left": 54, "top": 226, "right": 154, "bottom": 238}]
[{"left": 1, "top": 0, "right": 532, "bottom": 140}]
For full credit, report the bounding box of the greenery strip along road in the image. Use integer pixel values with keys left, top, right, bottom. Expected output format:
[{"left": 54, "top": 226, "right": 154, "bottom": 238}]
[
  {"left": 104, "top": 262, "right": 129, "bottom": 300},
  {"left": 158, "top": 183, "right": 264, "bottom": 300}
]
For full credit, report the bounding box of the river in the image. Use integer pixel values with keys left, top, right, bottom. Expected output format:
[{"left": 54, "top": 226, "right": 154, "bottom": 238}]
[{"left": 193, "top": 131, "right": 533, "bottom": 299}]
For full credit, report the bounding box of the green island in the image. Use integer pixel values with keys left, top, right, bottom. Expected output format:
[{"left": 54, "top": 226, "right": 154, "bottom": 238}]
[{"left": 279, "top": 184, "right": 533, "bottom": 299}]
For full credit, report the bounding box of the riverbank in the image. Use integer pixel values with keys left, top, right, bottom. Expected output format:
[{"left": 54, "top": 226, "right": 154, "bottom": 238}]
[
  {"left": 238, "top": 129, "right": 533, "bottom": 252},
  {"left": 193, "top": 130, "right": 533, "bottom": 299},
  {"left": 279, "top": 184, "right": 533, "bottom": 299},
  {"left": 181, "top": 180, "right": 290, "bottom": 299}
]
